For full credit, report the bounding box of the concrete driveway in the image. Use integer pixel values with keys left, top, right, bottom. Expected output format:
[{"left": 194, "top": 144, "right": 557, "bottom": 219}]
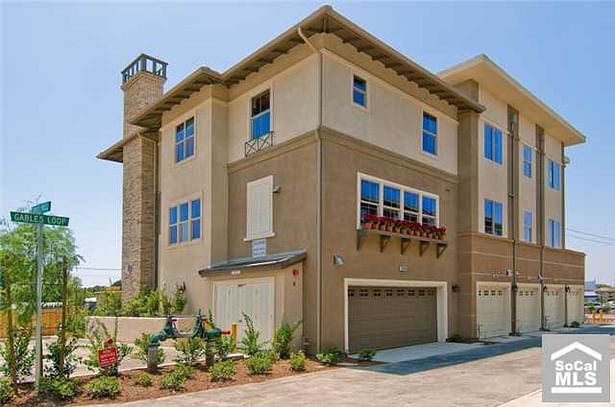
[{"left": 97, "top": 326, "right": 615, "bottom": 407}]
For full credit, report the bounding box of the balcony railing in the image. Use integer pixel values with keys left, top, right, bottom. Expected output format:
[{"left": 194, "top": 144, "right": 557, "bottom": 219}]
[
  {"left": 245, "top": 132, "right": 274, "bottom": 157},
  {"left": 122, "top": 54, "right": 168, "bottom": 84}
]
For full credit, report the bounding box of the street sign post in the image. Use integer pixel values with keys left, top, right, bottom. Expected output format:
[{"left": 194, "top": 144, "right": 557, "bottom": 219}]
[{"left": 9, "top": 204, "right": 69, "bottom": 389}]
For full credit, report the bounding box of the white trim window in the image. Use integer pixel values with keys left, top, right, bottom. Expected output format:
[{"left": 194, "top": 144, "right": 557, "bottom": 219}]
[
  {"left": 523, "top": 144, "right": 532, "bottom": 178},
  {"left": 484, "top": 199, "right": 503, "bottom": 236},
  {"left": 352, "top": 75, "right": 367, "bottom": 108},
  {"left": 169, "top": 198, "right": 201, "bottom": 245},
  {"left": 523, "top": 210, "right": 533, "bottom": 242},
  {"left": 358, "top": 174, "right": 439, "bottom": 227},
  {"left": 484, "top": 123, "right": 503, "bottom": 164},
  {"left": 547, "top": 159, "right": 561, "bottom": 190},
  {"left": 251, "top": 90, "right": 271, "bottom": 139},
  {"left": 246, "top": 175, "right": 274, "bottom": 240},
  {"left": 548, "top": 218, "right": 561, "bottom": 248},
  {"left": 422, "top": 112, "right": 438, "bottom": 156},
  {"left": 175, "top": 117, "right": 195, "bottom": 163}
]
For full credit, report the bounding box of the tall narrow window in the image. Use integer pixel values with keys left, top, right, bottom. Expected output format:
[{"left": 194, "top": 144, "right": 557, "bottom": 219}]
[
  {"left": 548, "top": 159, "right": 561, "bottom": 190},
  {"left": 484, "top": 199, "right": 503, "bottom": 236},
  {"left": 246, "top": 176, "right": 274, "bottom": 240},
  {"left": 169, "top": 198, "right": 201, "bottom": 245},
  {"left": 422, "top": 112, "right": 438, "bottom": 155},
  {"left": 382, "top": 186, "right": 401, "bottom": 219},
  {"left": 548, "top": 219, "right": 561, "bottom": 248},
  {"left": 524, "top": 211, "right": 533, "bottom": 242},
  {"left": 422, "top": 196, "right": 437, "bottom": 226},
  {"left": 175, "top": 117, "right": 195, "bottom": 163},
  {"left": 523, "top": 144, "right": 532, "bottom": 178},
  {"left": 484, "top": 123, "right": 503, "bottom": 164},
  {"left": 251, "top": 90, "right": 271, "bottom": 139},
  {"left": 360, "top": 179, "right": 380, "bottom": 220},
  {"left": 403, "top": 191, "right": 419, "bottom": 222},
  {"left": 352, "top": 75, "right": 367, "bottom": 107}
]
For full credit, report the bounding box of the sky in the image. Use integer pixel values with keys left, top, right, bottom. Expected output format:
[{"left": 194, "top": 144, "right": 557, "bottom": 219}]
[{"left": 2, "top": 1, "right": 614, "bottom": 286}]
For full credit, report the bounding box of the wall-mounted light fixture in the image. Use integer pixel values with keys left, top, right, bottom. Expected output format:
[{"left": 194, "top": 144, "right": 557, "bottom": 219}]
[
  {"left": 452, "top": 284, "right": 459, "bottom": 292},
  {"left": 333, "top": 255, "right": 345, "bottom": 266},
  {"left": 272, "top": 185, "right": 282, "bottom": 194}
]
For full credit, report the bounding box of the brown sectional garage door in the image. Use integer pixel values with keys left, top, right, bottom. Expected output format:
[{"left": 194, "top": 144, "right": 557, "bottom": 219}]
[{"left": 348, "top": 286, "right": 437, "bottom": 353}]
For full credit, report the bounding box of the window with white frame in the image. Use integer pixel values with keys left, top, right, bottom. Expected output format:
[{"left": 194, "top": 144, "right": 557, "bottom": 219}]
[
  {"left": 523, "top": 210, "right": 533, "bottom": 242},
  {"left": 422, "top": 112, "right": 438, "bottom": 155},
  {"left": 484, "top": 199, "right": 503, "bottom": 236},
  {"left": 358, "top": 175, "right": 439, "bottom": 226},
  {"left": 548, "top": 218, "right": 561, "bottom": 248},
  {"left": 175, "top": 117, "right": 195, "bottom": 163},
  {"left": 246, "top": 175, "right": 274, "bottom": 240},
  {"left": 523, "top": 144, "right": 532, "bottom": 178},
  {"left": 548, "top": 159, "right": 561, "bottom": 190},
  {"left": 352, "top": 75, "right": 367, "bottom": 107},
  {"left": 169, "top": 198, "right": 201, "bottom": 245},
  {"left": 251, "top": 90, "right": 271, "bottom": 139},
  {"left": 484, "top": 123, "right": 503, "bottom": 164}
]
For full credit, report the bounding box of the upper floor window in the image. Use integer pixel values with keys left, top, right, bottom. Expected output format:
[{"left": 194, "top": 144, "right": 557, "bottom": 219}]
[
  {"left": 523, "top": 144, "right": 532, "bottom": 178},
  {"left": 484, "top": 123, "right": 503, "bottom": 164},
  {"left": 352, "top": 75, "right": 367, "bottom": 108},
  {"left": 169, "top": 198, "right": 201, "bottom": 245},
  {"left": 251, "top": 90, "right": 271, "bottom": 139},
  {"left": 359, "top": 175, "right": 438, "bottom": 226},
  {"left": 175, "top": 118, "right": 194, "bottom": 163},
  {"left": 422, "top": 112, "right": 438, "bottom": 156},
  {"left": 484, "top": 199, "right": 503, "bottom": 236},
  {"left": 523, "top": 211, "right": 533, "bottom": 242},
  {"left": 548, "top": 218, "right": 561, "bottom": 248},
  {"left": 548, "top": 159, "right": 561, "bottom": 190}
]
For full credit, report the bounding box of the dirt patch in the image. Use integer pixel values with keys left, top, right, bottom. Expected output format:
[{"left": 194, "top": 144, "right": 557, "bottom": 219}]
[{"left": 6, "top": 358, "right": 332, "bottom": 406}]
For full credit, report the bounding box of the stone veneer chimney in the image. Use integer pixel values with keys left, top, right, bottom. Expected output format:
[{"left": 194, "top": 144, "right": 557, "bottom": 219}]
[{"left": 120, "top": 54, "right": 167, "bottom": 302}]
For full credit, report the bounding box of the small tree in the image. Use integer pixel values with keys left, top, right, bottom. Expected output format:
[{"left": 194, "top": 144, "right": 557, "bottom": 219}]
[
  {"left": 272, "top": 321, "right": 302, "bottom": 359},
  {"left": 0, "top": 328, "right": 34, "bottom": 384},
  {"left": 238, "top": 313, "right": 263, "bottom": 356}
]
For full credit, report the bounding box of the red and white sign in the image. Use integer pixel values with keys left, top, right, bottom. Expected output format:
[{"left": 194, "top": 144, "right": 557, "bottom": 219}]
[{"left": 98, "top": 347, "right": 118, "bottom": 368}]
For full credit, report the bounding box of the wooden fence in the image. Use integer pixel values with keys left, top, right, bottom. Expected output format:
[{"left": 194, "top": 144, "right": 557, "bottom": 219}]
[{"left": 0, "top": 308, "right": 63, "bottom": 338}]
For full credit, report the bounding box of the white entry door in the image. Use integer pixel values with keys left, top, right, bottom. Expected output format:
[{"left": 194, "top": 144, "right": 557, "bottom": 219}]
[
  {"left": 517, "top": 285, "right": 540, "bottom": 333},
  {"left": 544, "top": 285, "right": 565, "bottom": 329},
  {"left": 214, "top": 277, "right": 275, "bottom": 344},
  {"left": 477, "top": 284, "right": 510, "bottom": 339}
]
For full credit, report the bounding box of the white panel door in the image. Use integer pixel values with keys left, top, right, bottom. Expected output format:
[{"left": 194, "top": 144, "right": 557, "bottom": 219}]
[
  {"left": 477, "top": 285, "right": 510, "bottom": 338},
  {"left": 517, "top": 285, "right": 540, "bottom": 333},
  {"left": 214, "top": 278, "right": 275, "bottom": 344},
  {"left": 566, "top": 287, "right": 584, "bottom": 325},
  {"left": 545, "top": 286, "right": 565, "bottom": 329}
]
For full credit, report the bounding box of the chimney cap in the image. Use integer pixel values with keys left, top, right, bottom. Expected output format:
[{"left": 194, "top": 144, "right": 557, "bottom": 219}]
[{"left": 121, "top": 53, "right": 168, "bottom": 85}]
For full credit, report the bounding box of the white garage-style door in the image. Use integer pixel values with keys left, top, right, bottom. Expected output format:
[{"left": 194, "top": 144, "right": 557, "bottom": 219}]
[
  {"left": 566, "top": 286, "right": 584, "bottom": 325},
  {"left": 517, "top": 285, "right": 540, "bottom": 333},
  {"left": 544, "top": 285, "right": 565, "bottom": 330},
  {"left": 214, "top": 277, "right": 275, "bottom": 344},
  {"left": 477, "top": 284, "right": 510, "bottom": 339}
]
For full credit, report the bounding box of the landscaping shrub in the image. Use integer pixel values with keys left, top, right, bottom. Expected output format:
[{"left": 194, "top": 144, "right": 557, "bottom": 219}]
[
  {"left": 215, "top": 334, "right": 234, "bottom": 360},
  {"left": 358, "top": 349, "right": 376, "bottom": 361},
  {"left": 174, "top": 337, "right": 205, "bottom": 366},
  {"left": 134, "top": 372, "right": 153, "bottom": 387},
  {"left": 570, "top": 321, "right": 580, "bottom": 328},
  {"left": 173, "top": 364, "right": 196, "bottom": 380},
  {"left": 160, "top": 371, "right": 186, "bottom": 392},
  {"left": 39, "top": 377, "right": 79, "bottom": 400},
  {"left": 83, "top": 320, "right": 132, "bottom": 376},
  {"left": 134, "top": 333, "right": 165, "bottom": 365},
  {"left": 171, "top": 285, "right": 188, "bottom": 315},
  {"left": 0, "top": 379, "right": 14, "bottom": 404},
  {"left": 44, "top": 331, "right": 80, "bottom": 378},
  {"left": 0, "top": 328, "right": 34, "bottom": 383},
  {"left": 316, "top": 347, "right": 344, "bottom": 366},
  {"left": 120, "top": 286, "right": 187, "bottom": 317},
  {"left": 238, "top": 313, "right": 263, "bottom": 356},
  {"left": 245, "top": 352, "right": 274, "bottom": 375},
  {"left": 272, "top": 320, "right": 302, "bottom": 359},
  {"left": 84, "top": 376, "right": 120, "bottom": 399},
  {"left": 209, "top": 360, "right": 236, "bottom": 382},
  {"left": 289, "top": 351, "right": 306, "bottom": 371}
]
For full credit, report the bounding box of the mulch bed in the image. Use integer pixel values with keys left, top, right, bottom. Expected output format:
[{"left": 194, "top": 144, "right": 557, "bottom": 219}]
[{"left": 6, "top": 358, "right": 336, "bottom": 406}]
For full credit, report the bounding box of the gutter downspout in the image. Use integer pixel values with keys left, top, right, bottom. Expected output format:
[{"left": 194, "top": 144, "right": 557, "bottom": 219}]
[
  {"left": 298, "top": 27, "right": 323, "bottom": 353},
  {"left": 537, "top": 126, "right": 547, "bottom": 330},
  {"left": 508, "top": 106, "right": 519, "bottom": 335}
]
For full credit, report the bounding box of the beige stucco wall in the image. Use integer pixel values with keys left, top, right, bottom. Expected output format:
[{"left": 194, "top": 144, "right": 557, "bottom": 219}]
[
  {"left": 519, "top": 115, "right": 537, "bottom": 243},
  {"left": 322, "top": 52, "right": 458, "bottom": 175},
  {"left": 544, "top": 133, "right": 563, "bottom": 243}
]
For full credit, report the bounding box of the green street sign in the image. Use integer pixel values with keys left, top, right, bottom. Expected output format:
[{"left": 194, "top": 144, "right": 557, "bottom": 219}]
[
  {"left": 10, "top": 211, "right": 69, "bottom": 226},
  {"left": 31, "top": 201, "right": 51, "bottom": 214}
]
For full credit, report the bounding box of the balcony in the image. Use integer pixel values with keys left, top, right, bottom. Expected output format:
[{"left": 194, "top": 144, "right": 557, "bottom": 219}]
[
  {"left": 356, "top": 215, "right": 448, "bottom": 258},
  {"left": 245, "top": 132, "right": 274, "bottom": 157}
]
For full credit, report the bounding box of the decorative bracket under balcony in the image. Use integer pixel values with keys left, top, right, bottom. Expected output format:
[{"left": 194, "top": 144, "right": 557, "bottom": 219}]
[
  {"left": 356, "top": 228, "right": 448, "bottom": 258},
  {"left": 245, "top": 132, "right": 274, "bottom": 157}
]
